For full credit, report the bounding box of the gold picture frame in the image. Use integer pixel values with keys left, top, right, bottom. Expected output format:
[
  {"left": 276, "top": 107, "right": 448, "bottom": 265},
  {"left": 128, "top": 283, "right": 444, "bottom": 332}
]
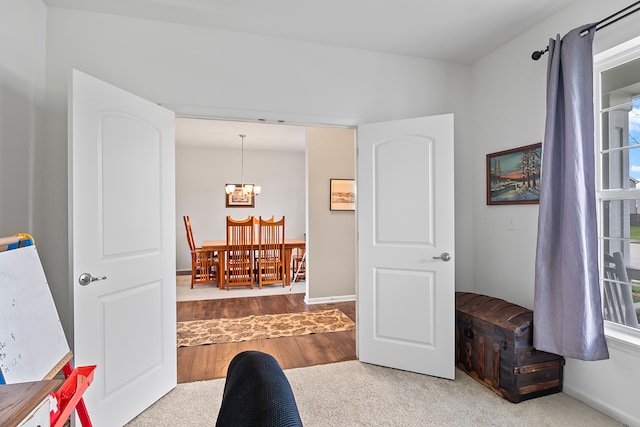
[{"left": 225, "top": 184, "right": 255, "bottom": 208}]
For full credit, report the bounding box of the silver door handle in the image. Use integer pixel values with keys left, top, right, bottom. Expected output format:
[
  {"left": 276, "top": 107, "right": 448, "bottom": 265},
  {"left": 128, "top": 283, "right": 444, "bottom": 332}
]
[
  {"left": 433, "top": 252, "right": 451, "bottom": 262},
  {"left": 79, "top": 273, "right": 107, "bottom": 286}
]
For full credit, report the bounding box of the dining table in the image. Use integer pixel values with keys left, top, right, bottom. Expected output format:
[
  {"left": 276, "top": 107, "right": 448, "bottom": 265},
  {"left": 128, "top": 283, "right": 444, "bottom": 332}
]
[{"left": 202, "top": 238, "right": 306, "bottom": 287}]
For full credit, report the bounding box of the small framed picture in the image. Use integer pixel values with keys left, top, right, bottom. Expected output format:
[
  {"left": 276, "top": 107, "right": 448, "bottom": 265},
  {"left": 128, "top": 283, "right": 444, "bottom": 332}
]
[
  {"left": 330, "top": 179, "right": 355, "bottom": 211},
  {"left": 225, "top": 184, "right": 255, "bottom": 208},
  {"left": 486, "top": 143, "right": 542, "bottom": 205}
]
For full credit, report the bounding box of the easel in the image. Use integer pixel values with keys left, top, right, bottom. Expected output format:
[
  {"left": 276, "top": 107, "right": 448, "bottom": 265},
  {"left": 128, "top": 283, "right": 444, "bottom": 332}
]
[
  {"left": 291, "top": 250, "right": 306, "bottom": 286},
  {"left": 0, "top": 235, "right": 94, "bottom": 427},
  {"left": 59, "top": 361, "right": 95, "bottom": 427},
  {"left": 39, "top": 351, "right": 94, "bottom": 427},
  {"left": 54, "top": 360, "right": 94, "bottom": 427}
]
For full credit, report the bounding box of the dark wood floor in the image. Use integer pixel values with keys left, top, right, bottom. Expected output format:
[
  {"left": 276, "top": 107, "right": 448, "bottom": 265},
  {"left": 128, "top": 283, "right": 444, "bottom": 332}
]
[{"left": 177, "top": 293, "right": 357, "bottom": 383}]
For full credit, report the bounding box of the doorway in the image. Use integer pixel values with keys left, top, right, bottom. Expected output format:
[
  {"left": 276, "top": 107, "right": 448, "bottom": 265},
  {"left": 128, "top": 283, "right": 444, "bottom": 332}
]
[
  {"left": 175, "top": 118, "right": 357, "bottom": 383},
  {"left": 175, "top": 118, "right": 357, "bottom": 304}
]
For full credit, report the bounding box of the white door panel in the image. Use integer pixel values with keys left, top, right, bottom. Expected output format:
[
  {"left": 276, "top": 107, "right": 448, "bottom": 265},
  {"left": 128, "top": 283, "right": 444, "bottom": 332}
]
[
  {"left": 101, "top": 115, "right": 162, "bottom": 255},
  {"left": 70, "top": 69, "right": 176, "bottom": 426},
  {"left": 357, "top": 114, "right": 455, "bottom": 379}
]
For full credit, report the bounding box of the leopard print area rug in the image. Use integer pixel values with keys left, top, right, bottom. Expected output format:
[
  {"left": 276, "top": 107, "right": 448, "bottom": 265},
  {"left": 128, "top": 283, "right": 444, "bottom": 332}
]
[{"left": 177, "top": 309, "right": 355, "bottom": 347}]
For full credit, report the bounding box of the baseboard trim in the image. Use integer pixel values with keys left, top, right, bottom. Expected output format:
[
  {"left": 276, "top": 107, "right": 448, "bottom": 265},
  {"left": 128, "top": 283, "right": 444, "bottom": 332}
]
[
  {"left": 176, "top": 270, "right": 190, "bottom": 276},
  {"left": 305, "top": 294, "right": 356, "bottom": 305},
  {"left": 563, "top": 384, "right": 636, "bottom": 426}
]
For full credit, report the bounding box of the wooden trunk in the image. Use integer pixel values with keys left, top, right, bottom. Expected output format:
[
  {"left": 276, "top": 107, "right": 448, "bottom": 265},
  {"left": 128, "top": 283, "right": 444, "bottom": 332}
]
[{"left": 455, "top": 292, "right": 565, "bottom": 403}]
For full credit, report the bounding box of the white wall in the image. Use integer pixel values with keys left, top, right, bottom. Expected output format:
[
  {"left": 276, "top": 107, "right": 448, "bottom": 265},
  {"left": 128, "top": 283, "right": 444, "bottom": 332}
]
[
  {"left": 40, "top": 6, "right": 473, "bottom": 339},
  {"left": 471, "top": 0, "right": 640, "bottom": 424},
  {"left": 176, "top": 145, "right": 305, "bottom": 270},
  {"left": 0, "top": 0, "right": 70, "bottom": 327},
  {"left": 0, "top": 0, "right": 46, "bottom": 238},
  {"left": 307, "top": 127, "right": 356, "bottom": 302}
]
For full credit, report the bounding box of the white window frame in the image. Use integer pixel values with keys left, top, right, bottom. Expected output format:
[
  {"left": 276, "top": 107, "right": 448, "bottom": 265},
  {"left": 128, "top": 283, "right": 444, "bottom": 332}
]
[{"left": 595, "top": 35, "right": 640, "bottom": 353}]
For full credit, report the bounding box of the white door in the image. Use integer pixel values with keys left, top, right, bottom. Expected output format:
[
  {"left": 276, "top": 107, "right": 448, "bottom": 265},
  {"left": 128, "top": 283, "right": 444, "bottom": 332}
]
[
  {"left": 357, "top": 114, "right": 455, "bottom": 379},
  {"left": 70, "top": 69, "right": 176, "bottom": 426}
]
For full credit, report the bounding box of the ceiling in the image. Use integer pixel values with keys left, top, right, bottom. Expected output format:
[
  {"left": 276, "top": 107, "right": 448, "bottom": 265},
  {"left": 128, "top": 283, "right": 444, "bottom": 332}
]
[
  {"left": 43, "top": 0, "right": 577, "bottom": 63},
  {"left": 43, "top": 0, "right": 579, "bottom": 150}
]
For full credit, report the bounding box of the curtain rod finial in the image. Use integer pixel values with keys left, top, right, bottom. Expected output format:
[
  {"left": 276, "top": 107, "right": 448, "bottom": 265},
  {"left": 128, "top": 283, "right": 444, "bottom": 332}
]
[{"left": 531, "top": 46, "right": 549, "bottom": 61}]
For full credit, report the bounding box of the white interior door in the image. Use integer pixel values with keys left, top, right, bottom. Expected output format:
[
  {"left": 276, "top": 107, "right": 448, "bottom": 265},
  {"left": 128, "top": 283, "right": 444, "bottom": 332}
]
[
  {"left": 357, "top": 114, "right": 455, "bottom": 379},
  {"left": 70, "top": 69, "right": 176, "bottom": 426}
]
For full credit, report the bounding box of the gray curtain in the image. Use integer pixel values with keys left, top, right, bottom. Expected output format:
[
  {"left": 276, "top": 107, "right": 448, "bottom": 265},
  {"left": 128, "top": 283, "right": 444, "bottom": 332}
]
[{"left": 534, "top": 23, "right": 609, "bottom": 361}]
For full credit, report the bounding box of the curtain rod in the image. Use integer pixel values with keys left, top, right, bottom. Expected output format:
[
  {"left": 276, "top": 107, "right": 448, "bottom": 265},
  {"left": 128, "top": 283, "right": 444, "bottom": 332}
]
[{"left": 531, "top": 1, "right": 640, "bottom": 60}]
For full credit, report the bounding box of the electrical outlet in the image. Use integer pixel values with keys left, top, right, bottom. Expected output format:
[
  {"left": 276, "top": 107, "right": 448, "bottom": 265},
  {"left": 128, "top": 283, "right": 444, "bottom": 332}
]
[{"left": 506, "top": 215, "right": 516, "bottom": 230}]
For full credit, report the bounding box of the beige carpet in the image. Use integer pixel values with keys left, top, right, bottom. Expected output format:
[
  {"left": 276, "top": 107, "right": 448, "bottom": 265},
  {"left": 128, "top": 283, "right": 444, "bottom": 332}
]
[
  {"left": 126, "top": 360, "right": 622, "bottom": 426},
  {"left": 176, "top": 274, "right": 306, "bottom": 302},
  {"left": 177, "top": 309, "right": 355, "bottom": 347}
]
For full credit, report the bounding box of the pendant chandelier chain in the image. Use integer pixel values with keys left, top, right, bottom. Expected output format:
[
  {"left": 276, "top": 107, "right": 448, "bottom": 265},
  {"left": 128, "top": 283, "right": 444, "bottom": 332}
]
[
  {"left": 224, "top": 133, "right": 260, "bottom": 196},
  {"left": 240, "top": 134, "right": 245, "bottom": 187}
]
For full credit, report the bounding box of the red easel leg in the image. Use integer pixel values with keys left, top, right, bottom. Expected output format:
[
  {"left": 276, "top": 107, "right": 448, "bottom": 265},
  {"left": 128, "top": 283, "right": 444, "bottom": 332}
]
[{"left": 62, "top": 362, "right": 93, "bottom": 427}]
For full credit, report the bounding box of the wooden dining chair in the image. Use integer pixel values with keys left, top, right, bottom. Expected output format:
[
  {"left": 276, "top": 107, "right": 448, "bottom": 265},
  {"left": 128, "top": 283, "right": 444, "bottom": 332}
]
[
  {"left": 256, "top": 216, "right": 286, "bottom": 288},
  {"left": 253, "top": 215, "right": 273, "bottom": 238},
  {"left": 183, "top": 215, "right": 219, "bottom": 288},
  {"left": 225, "top": 216, "right": 255, "bottom": 290}
]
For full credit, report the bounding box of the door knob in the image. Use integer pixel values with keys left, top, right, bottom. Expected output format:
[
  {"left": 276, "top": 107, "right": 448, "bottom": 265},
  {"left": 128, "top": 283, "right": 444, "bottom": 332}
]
[
  {"left": 433, "top": 252, "right": 451, "bottom": 262},
  {"left": 79, "top": 273, "right": 107, "bottom": 286}
]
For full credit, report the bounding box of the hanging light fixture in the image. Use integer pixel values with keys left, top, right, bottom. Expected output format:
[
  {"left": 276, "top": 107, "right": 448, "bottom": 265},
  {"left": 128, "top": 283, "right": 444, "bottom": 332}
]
[{"left": 225, "top": 134, "right": 261, "bottom": 196}]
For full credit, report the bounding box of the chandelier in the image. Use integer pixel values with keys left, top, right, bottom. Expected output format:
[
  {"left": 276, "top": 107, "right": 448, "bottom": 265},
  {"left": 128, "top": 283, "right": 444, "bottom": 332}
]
[{"left": 225, "top": 134, "right": 261, "bottom": 196}]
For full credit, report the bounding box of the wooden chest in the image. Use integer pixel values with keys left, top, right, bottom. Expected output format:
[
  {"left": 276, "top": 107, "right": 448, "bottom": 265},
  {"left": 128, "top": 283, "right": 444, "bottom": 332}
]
[{"left": 455, "top": 292, "right": 565, "bottom": 403}]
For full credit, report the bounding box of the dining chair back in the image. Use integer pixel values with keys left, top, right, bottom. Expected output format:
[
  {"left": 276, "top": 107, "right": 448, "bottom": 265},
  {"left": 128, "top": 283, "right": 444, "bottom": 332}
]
[
  {"left": 256, "top": 216, "right": 286, "bottom": 288},
  {"left": 253, "top": 215, "right": 274, "bottom": 238},
  {"left": 183, "top": 215, "right": 219, "bottom": 288},
  {"left": 225, "top": 216, "right": 255, "bottom": 290}
]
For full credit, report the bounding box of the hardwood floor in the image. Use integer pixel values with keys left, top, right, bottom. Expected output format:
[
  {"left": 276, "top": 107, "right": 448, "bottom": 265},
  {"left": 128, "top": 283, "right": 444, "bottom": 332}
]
[{"left": 177, "top": 293, "right": 357, "bottom": 383}]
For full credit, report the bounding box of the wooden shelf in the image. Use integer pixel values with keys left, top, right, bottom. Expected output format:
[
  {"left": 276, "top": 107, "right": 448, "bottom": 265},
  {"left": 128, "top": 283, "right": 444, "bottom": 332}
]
[{"left": 0, "top": 380, "right": 62, "bottom": 427}]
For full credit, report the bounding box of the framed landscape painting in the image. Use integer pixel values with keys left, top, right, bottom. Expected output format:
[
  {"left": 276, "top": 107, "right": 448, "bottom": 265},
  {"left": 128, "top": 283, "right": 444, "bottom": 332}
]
[
  {"left": 330, "top": 179, "right": 355, "bottom": 211},
  {"left": 486, "top": 143, "right": 542, "bottom": 205}
]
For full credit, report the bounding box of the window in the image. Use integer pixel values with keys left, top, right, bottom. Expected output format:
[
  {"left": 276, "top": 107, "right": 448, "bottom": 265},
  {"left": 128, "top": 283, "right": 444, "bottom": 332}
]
[{"left": 596, "top": 38, "right": 640, "bottom": 342}]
